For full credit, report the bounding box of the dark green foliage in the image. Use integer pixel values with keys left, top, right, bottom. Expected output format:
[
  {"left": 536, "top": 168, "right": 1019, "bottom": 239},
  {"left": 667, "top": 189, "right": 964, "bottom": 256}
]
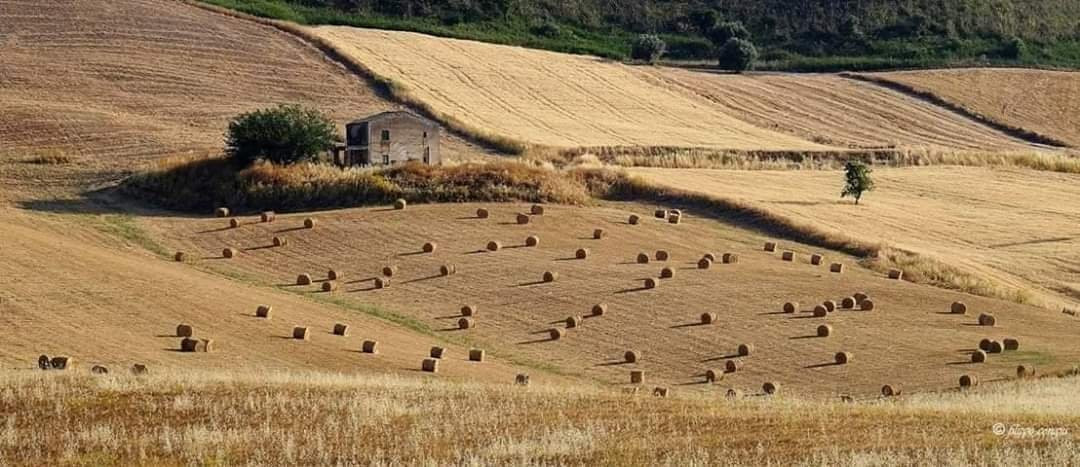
[
  {"left": 717, "top": 38, "right": 758, "bottom": 72},
  {"left": 1002, "top": 37, "right": 1028, "bottom": 59},
  {"left": 841, "top": 161, "right": 875, "bottom": 205},
  {"left": 706, "top": 21, "right": 750, "bottom": 47},
  {"left": 631, "top": 34, "right": 667, "bottom": 63},
  {"left": 226, "top": 105, "right": 339, "bottom": 166}
]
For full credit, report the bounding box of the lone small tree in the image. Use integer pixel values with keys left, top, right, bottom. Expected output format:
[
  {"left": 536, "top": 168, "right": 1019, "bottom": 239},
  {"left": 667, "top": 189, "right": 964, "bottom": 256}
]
[
  {"left": 841, "top": 160, "right": 875, "bottom": 204},
  {"left": 717, "top": 38, "right": 758, "bottom": 72},
  {"left": 631, "top": 34, "right": 667, "bottom": 64},
  {"left": 226, "top": 104, "right": 339, "bottom": 166}
]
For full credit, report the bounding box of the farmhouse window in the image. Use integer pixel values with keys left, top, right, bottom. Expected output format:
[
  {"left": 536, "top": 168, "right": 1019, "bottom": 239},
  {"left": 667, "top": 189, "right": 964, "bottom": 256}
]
[
  {"left": 383, "top": 154, "right": 390, "bottom": 165},
  {"left": 381, "top": 130, "right": 390, "bottom": 141}
]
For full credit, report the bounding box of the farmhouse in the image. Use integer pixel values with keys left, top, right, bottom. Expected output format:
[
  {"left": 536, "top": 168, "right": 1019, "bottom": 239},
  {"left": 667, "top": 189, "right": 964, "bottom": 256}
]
[{"left": 334, "top": 111, "right": 441, "bottom": 167}]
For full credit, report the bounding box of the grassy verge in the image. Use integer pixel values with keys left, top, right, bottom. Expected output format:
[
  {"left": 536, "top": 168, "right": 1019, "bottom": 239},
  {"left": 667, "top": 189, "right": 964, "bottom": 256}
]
[{"left": 79, "top": 214, "right": 171, "bottom": 259}]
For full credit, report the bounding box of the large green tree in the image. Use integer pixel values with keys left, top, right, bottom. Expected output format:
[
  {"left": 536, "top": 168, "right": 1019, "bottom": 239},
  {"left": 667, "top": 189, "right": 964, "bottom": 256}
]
[{"left": 226, "top": 104, "right": 339, "bottom": 166}]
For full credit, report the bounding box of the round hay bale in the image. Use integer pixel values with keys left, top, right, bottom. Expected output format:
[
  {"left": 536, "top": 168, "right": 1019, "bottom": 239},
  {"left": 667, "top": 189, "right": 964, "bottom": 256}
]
[
  {"left": 215, "top": 207, "right": 230, "bottom": 218},
  {"left": 515, "top": 374, "right": 530, "bottom": 386},
  {"left": 362, "top": 340, "right": 378, "bottom": 354},
  {"left": 530, "top": 205, "right": 545, "bottom": 215},
  {"left": 840, "top": 297, "right": 856, "bottom": 309},
  {"left": 575, "top": 248, "right": 590, "bottom": 259},
  {"left": 835, "top": 351, "right": 853, "bottom": 364},
  {"left": 332, "top": 323, "right": 349, "bottom": 336},
  {"left": 591, "top": 303, "right": 608, "bottom": 317},
  {"left": 725, "top": 388, "right": 743, "bottom": 399},
  {"left": 697, "top": 258, "right": 712, "bottom": 269},
  {"left": 654, "top": 209, "right": 667, "bottom": 219},
  {"left": 374, "top": 277, "right": 389, "bottom": 289},
  {"left": 549, "top": 328, "right": 564, "bottom": 340},
  {"left": 988, "top": 340, "right": 1004, "bottom": 354},
  {"left": 1016, "top": 364, "right": 1035, "bottom": 378},
  {"left": 817, "top": 324, "right": 833, "bottom": 337},
  {"left": 222, "top": 248, "right": 237, "bottom": 259},
  {"left": 476, "top": 208, "right": 490, "bottom": 219},
  {"left": 37, "top": 355, "right": 50, "bottom": 370},
  {"left": 439, "top": 264, "right": 457, "bottom": 276},
  {"left": 667, "top": 214, "right": 681, "bottom": 224},
  {"left": 321, "top": 281, "right": 337, "bottom": 292},
  {"left": 255, "top": 305, "right": 272, "bottom": 318},
  {"left": 487, "top": 241, "right": 502, "bottom": 252},
  {"left": 737, "top": 343, "right": 754, "bottom": 357},
  {"left": 394, "top": 199, "right": 407, "bottom": 210},
  {"left": 174, "top": 251, "right": 186, "bottom": 262},
  {"left": 628, "top": 214, "right": 640, "bottom": 225},
  {"left": 705, "top": 369, "right": 722, "bottom": 383},
  {"left": 888, "top": 269, "right": 904, "bottom": 280},
  {"left": 979, "top": 339, "right": 993, "bottom": 352},
  {"left": 852, "top": 292, "right": 868, "bottom": 302},
  {"left": 1003, "top": 338, "right": 1019, "bottom": 351},
  {"left": 624, "top": 350, "right": 639, "bottom": 363},
  {"left": 881, "top": 384, "right": 902, "bottom": 397},
  {"left": 781, "top": 251, "right": 795, "bottom": 262},
  {"left": 860, "top": 299, "right": 875, "bottom": 311},
  {"left": 762, "top": 382, "right": 779, "bottom": 395},
  {"left": 296, "top": 273, "right": 312, "bottom": 286},
  {"left": 764, "top": 242, "right": 777, "bottom": 252},
  {"left": 703, "top": 253, "right": 717, "bottom": 263},
  {"left": 813, "top": 305, "right": 828, "bottom": 317},
  {"left": 526, "top": 235, "right": 540, "bottom": 247},
  {"left": 722, "top": 253, "right": 739, "bottom": 264},
  {"left": 669, "top": 209, "right": 682, "bottom": 217},
  {"left": 655, "top": 250, "right": 669, "bottom": 261},
  {"left": 823, "top": 300, "right": 837, "bottom": 312},
  {"left": 430, "top": 347, "right": 446, "bottom": 359},
  {"left": 303, "top": 218, "right": 315, "bottom": 229},
  {"left": 422, "top": 242, "right": 437, "bottom": 253},
  {"left": 810, "top": 254, "right": 824, "bottom": 266},
  {"left": 652, "top": 386, "right": 670, "bottom": 397},
  {"left": 978, "top": 313, "right": 997, "bottom": 326},
  {"left": 458, "top": 317, "right": 474, "bottom": 330},
  {"left": 382, "top": 265, "right": 398, "bottom": 277},
  {"left": 636, "top": 253, "right": 650, "bottom": 264},
  {"left": 516, "top": 213, "right": 530, "bottom": 225},
  {"left": 829, "top": 263, "right": 844, "bottom": 273},
  {"left": 725, "top": 358, "right": 743, "bottom": 374},
  {"left": 272, "top": 236, "right": 287, "bottom": 247},
  {"left": 644, "top": 277, "right": 659, "bottom": 289},
  {"left": 660, "top": 267, "right": 675, "bottom": 279},
  {"left": 951, "top": 301, "right": 968, "bottom": 315},
  {"left": 700, "top": 312, "right": 717, "bottom": 325},
  {"left": 566, "top": 316, "right": 583, "bottom": 328},
  {"left": 592, "top": 229, "right": 604, "bottom": 240},
  {"left": 421, "top": 358, "right": 438, "bottom": 372},
  {"left": 229, "top": 218, "right": 240, "bottom": 229},
  {"left": 180, "top": 338, "right": 198, "bottom": 352},
  {"left": 131, "top": 364, "right": 148, "bottom": 375},
  {"left": 176, "top": 324, "right": 193, "bottom": 337},
  {"left": 469, "top": 349, "right": 485, "bottom": 362},
  {"left": 292, "top": 326, "right": 309, "bottom": 340},
  {"left": 49, "top": 356, "right": 73, "bottom": 370},
  {"left": 959, "top": 374, "right": 978, "bottom": 387},
  {"left": 630, "top": 370, "right": 645, "bottom": 384},
  {"left": 260, "top": 211, "right": 275, "bottom": 223},
  {"left": 460, "top": 304, "right": 477, "bottom": 317},
  {"left": 543, "top": 271, "right": 558, "bottom": 283},
  {"left": 971, "top": 350, "right": 987, "bottom": 363},
  {"left": 783, "top": 302, "right": 799, "bottom": 314}
]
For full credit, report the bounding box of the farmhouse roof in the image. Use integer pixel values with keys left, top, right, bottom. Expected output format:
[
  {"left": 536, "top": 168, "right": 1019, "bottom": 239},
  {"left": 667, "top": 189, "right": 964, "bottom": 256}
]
[{"left": 349, "top": 110, "right": 439, "bottom": 128}]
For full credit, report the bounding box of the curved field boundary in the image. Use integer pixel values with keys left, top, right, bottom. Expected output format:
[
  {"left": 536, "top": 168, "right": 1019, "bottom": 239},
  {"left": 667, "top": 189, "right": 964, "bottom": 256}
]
[
  {"left": 842, "top": 72, "right": 1070, "bottom": 148},
  {"left": 182, "top": 0, "right": 530, "bottom": 155}
]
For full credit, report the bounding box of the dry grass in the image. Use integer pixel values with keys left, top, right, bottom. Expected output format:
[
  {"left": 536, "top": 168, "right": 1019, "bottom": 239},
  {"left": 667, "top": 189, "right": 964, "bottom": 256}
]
[
  {"left": 628, "top": 166, "right": 1080, "bottom": 309},
  {"left": 0, "top": 367, "right": 1050, "bottom": 466},
  {"left": 855, "top": 69, "right": 1080, "bottom": 148}
]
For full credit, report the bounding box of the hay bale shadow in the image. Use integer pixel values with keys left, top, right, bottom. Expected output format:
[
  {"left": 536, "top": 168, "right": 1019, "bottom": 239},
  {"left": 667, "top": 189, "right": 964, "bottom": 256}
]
[
  {"left": 243, "top": 245, "right": 274, "bottom": 251},
  {"left": 516, "top": 280, "right": 549, "bottom": 287},
  {"left": 346, "top": 277, "right": 376, "bottom": 285},
  {"left": 615, "top": 286, "right": 650, "bottom": 294},
  {"left": 804, "top": 362, "right": 842, "bottom": 369},
  {"left": 670, "top": 322, "right": 707, "bottom": 329},
  {"left": 398, "top": 251, "right": 427, "bottom": 257},
  {"left": 789, "top": 335, "right": 818, "bottom": 340},
  {"left": 274, "top": 226, "right": 306, "bottom": 234},
  {"left": 402, "top": 274, "right": 444, "bottom": 284},
  {"left": 196, "top": 226, "right": 233, "bottom": 234}
]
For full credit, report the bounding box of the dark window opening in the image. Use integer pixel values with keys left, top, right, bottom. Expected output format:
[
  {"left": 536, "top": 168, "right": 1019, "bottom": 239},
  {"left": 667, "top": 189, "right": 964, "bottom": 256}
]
[
  {"left": 381, "top": 130, "right": 390, "bottom": 141},
  {"left": 423, "top": 147, "right": 430, "bottom": 164},
  {"left": 382, "top": 154, "right": 390, "bottom": 165}
]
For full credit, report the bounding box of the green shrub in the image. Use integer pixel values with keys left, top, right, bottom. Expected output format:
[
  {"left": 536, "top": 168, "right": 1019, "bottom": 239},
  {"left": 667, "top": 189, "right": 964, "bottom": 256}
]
[
  {"left": 630, "top": 34, "right": 667, "bottom": 63},
  {"left": 706, "top": 21, "right": 749, "bottom": 47},
  {"left": 1002, "top": 36, "right": 1028, "bottom": 59},
  {"left": 717, "top": 38, "right": 758, "bottom": 72},
  {"left": 226, "top": 104, "right": 339, "bottom": 166}
]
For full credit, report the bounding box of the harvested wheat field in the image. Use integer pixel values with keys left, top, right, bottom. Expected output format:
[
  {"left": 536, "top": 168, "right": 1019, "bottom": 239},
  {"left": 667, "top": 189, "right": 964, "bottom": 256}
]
[
  {"left": 649, "top": 69, "right": 1038, "bottom": 151},
  {"left": 630, "top": 166, "right": 1080, "bottom": 311},
  {"left": 141, "top": 202, "right": 1080, "bottom": 396},
  {"left": 862, "top": 68, "right": 1080, "bottom": 147},
  {"left": 0, "top": 0, "right": 488, "bottom": 200},
  {"left": 308, "top": 26, "right": 832, "bottom": 152}
]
